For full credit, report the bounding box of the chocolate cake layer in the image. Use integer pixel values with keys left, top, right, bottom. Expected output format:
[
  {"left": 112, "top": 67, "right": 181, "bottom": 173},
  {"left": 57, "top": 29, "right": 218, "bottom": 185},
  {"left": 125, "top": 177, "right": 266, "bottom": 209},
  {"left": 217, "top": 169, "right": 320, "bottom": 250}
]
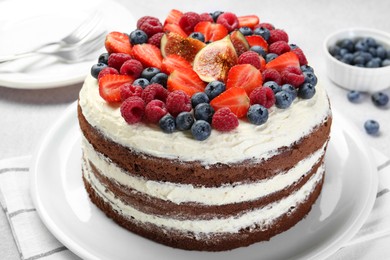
[{"left": 78, "top": 104, "right": 331, "bottom": 187}]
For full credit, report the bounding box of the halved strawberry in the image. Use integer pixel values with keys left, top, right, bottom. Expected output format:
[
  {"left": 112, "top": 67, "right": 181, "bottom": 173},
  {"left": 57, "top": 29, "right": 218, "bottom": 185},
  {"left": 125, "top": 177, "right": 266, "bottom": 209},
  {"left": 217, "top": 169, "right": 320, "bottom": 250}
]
[
  {"left": 245, "top": 35, "right": 268, "bottom": 51},
  {"left": 99, "top": 74, "right": 134, "bottom": 102},
  {"left": 132, "top": 44, "right": 163, "bottom": 70},
  {"left": 161, "top": 54, "right": 192, "bottom": 74},
  {"left": 194, "top": 21, "right": 228, "bottom": 42},
  {"left": 210, "top": 87, "right": 250, "bottom": 118},
  {"left": 164, "top": 9, "right": 183, "bottom": 25},
  {"left": 226, "top": 64, "right": 263, "bottom": 96},
  {"left": 163, "top": 23, "right": 188, "bottom": 37},
  {"left": 238, "top": 15, "right": 260, "bottom": 29},
  {"left": 167, "top": 68, "right": 206, "bottom": 97},
  {"left": 265, "top": 51, "right": 300, "bottom": 72},
  {"left": 104, "top": 31, "right": 132, "bottom": 55}
]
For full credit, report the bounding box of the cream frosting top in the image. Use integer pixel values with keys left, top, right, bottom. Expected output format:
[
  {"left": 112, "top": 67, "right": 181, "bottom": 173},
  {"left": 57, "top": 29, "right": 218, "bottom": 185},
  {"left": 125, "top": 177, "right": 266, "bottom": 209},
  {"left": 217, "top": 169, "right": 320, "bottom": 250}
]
[{"left": 79, "top": 75, "right": 331, "bottom": 165}]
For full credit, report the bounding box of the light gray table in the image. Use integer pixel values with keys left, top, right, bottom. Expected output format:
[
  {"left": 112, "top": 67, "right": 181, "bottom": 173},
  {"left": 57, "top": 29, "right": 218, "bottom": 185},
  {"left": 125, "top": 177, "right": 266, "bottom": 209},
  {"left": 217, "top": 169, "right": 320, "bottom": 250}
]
[{"left": 1, "top": 0, "right": 389, "bottom": 259}]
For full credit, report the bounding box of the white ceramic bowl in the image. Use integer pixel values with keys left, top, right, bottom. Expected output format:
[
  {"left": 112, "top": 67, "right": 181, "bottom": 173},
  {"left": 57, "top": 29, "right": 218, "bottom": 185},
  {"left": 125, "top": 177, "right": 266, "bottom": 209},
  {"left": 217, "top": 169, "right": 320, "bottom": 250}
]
[{"left": 323, "top": 28, "right": 390, "bottom": 92}]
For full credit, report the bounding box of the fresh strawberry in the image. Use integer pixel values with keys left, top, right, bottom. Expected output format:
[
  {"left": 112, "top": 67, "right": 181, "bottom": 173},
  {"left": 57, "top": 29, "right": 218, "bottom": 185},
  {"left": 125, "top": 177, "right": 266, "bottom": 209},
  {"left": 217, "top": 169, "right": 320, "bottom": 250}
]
[
  {"left": 164, "top": 9, "right": 184, "bottom": 25},
  {"left": 99, "top": 74, "right": 134, "bottom": 102},
  {"left": 226, "top": 64, "right": 263, "bottom": 96},
  {"left": 161, "top": 54, "right": 192, "bottom": 74},
  {"left": 163, "top": 23, "right": 188, "bottom": 37},
  {"left": 245, "top": 35, "right": 268, "bottom": 51},
  {"left": 167, "top": 68, "right": 206, "bottom": 97},
  {"left": 210, "top": 87, "right": 250, "bottom": 118},
  {"left": 104, "top": 31, "right": 132, "bottom": 55},
  {"left": 237, "top": 15, "right": 260, "bottom": 29},
  {"left": 194, "top": 21, "right": 228, "bottom": 42},
  {"left": 265, "top": 51, "right": 300, "bottom": 72},
  {"left": 132, "top": 44, "right": 163, "bottom": 70}
]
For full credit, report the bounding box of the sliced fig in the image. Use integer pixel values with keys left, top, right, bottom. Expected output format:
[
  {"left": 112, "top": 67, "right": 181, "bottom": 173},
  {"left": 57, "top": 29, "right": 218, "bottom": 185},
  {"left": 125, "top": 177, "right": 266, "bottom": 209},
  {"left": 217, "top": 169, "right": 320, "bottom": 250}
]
[
  {"left": 230, "top": 30, "right": 250, "bottom": 56},
  {"left": 193, "top": 36, "right": 238, "bottom": 82},
  {"left": 160, "top": 32, "right": 206, "bottom": 64}
]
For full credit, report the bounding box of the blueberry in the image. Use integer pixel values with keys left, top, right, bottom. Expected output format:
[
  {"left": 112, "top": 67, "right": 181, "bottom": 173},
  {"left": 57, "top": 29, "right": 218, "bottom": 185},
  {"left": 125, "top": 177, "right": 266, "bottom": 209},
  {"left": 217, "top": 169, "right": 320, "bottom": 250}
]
[
  {"left": 300, "top": 65, "right": 314, "bottom": 73},
  {"left": 354, "top": 40, "right": 369, "bottom": 52},
  {"left": 132, "top": 78, "right": 150, "bottom": 88},
  {"left": 129, "top": 29, "right": 148, "bottom": 45},
  {"left": 191, "top": 92, "right": 209, "bottom": 108},
  {"left": 247, "top": 104, "right": 269, "bottom": 125},
  {"left": 347, "top": 90, "right": 361, "bottom": 103},
  {"left": 366, "top": 58, "right": 381, "bottom": 68},
  {"left": 150, "top": 72, "right": 168, "bottom": 87},
  {"left": 289, "top": 43, "right": 299, "bottom": 50},
  {"left": 341, "top": 53, "right": 354, "bottom": 64},
  {"left": 191, "top": 120, "right": 211, "bottom": 141},
  {"left": 329, "top": 45, "right": 341, "bottom": 56},
  {"left": 337, "top": 39, "right": 354, "bottom": 52},
  {"left": 382, "top": 59, "right": 390, "bottom": 67},
  {"left": 371, "top": 92, "right": 389, "bottom": 107},
  {"left": 264, "top": 81, "right": 282, "bottom": 93},
  {"left": 159, "top": 114, "right": 176, "bottom": 133},
  {"left": 91, "top": 63, "right": 107, "bottom": 78},
  {"left": 253, "top": 27, "right": 270, "bottom": 41},
  {"left": 303, "top": 71, "right": 318, "bottom": 86},
  {"left": 98, "top": 53, "right": 109, "bottom": 64},
  {"left": 275, "top": 90, "right": 293, "bottom": 109},
  {"left": 204, "top": 81, "right": 226, "bottom": 100},
  {"left": 364, "top": 37, "right": 377, "bottom": 47},
  {"left": 239, "top": 26, "right": 253, "bottom": 36},
  {"left": 211, "top": 11, "right": 224, "bottom": 22},
  {"left": 175, "top": 112, "right": 195, "bottom": 131},
  {"left": 194, "top": 103, "right": 215, "bottom": 122},
  {"left": 266, "top": 53, "right": 278, "bottom": 63},
  {"left": 353, "top": 55, "right": 366, "bottom": 66},
  {"left": 364, "top": 120, "right": 380, "bottom": 135},
  {"left": 339, "top": 48, "right": 349, "bottom": 56},
  {"left": 376, "top": 46, "right": 387, "bottom": 60},
  {"left": 141, "top": 67, "right": 160, "bottom": 81},
  {"left": 298, "top": 83, "right": 316, "bottom": 99},
  {"left": 281, "top": 84, "right": 297, "bottom": 100},
  {"left": 250, "top": 46, "right": 267, "bottom": 57},
  {"left": 189, "top": 32, "right": 205, "bottom": 42}
]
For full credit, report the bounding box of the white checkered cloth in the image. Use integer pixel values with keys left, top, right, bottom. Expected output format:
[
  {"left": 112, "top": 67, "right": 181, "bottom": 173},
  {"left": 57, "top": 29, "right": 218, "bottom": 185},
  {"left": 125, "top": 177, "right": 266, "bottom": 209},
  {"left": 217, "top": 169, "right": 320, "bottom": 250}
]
[{"left": 0, "top": 150, "right": 389, "bottom": 260}]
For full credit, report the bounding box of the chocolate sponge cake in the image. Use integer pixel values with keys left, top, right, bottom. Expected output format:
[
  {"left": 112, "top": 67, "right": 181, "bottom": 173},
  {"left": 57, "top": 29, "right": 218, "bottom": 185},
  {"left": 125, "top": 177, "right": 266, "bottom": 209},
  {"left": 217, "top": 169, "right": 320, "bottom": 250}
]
[{"left": 79, "top": 9, "right": 332, "bottom": 251}]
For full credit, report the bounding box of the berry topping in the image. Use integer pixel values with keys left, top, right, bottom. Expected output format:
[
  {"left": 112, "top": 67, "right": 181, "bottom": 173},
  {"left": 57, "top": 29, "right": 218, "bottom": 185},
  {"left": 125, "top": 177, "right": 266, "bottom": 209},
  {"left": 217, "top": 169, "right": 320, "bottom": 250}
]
[
  {"left": 104, "top": 31, "right": 132, "bottom": 54},
  {"left": 99, "top": 74, "right": 134, "bottom": 103},
  {"left": 364, "top": 120, "right": 380, "bottom": 135},
  {"left": 245, "top": 35, "right": 269, "bottom": 51},
  {"left": 141, "top": 83, "right": 168, "bottom": 104},
  {"left": 347, "top": 90, "right": 361, "bottom": 103},
  {"left": 179, "top": 12, "right": 201, "bottom": 35},
  {"left": 238, "top": 51, "right": 262, "bottom": 69},
  {"left": 194, "top": 21, "right": 228, "bottom": 42},
  {"left": 167, "top": 68, "right": 206, "bottom": 96},
  {"left": 256, "top": 22, "right": 275, "bottom": 31},
  {"left": 108, "top": 53, "right": 132, "bottom": 71},
  {"left": 253, "top": 27, "right": 270, "bottom": 42},
  {"left": 144, "top": 100, "right": 168, "bottom": 123},
  {"left": 132, "top": 43, "right": 163, "bottom": 70},
  {"left": 120, "top": 83, "right": 143, "bottom": 101},
  {"left": 161, "top": 54, "right": 193, "bottom": 75},
  {"left": 164, "top": 9, "right": 183, "bottom": 25},
  {"left": 189, "top": 32, "right": 206, "bottom": 42},
  {"left": 132, "top": 78, "right": 150, "bottom": 89},
  {"left": 216, "top": 12, "right": 239, "bottom": 32},
  {"left": 175, "top": 112, "right": 195, "bottom": 131},
  {"left": 280, "top": 66, "right": 305, "bottom": 87},
  {"left": 211, "top": 11, "right": 224, "bottom": 22},
  {"left": 129, "top": 29, "right": 148, "bottom": 45},
  {"left": 150, "top": 72, "right": 168, "bottom": 87},
  {"left": 148, "top": 32, "right": 164, "bottom": 48},
  {"left": 137, "top": 16, "right": 163, "bottom": 37},
  {"left": 238, "top": 27, "right": 253, "bottom": 37},
  {"left": 194, "top": 103, "right": 215, "bottom": 122},
  {"left": 120, "top": 59, "right": 144, "bottom": 78},
  {"left": 97, "top": 67, "right": 119, "bottom": 82},
  {"left": 191, "top": 92, "right": 210, "bottom": 108},
  {"left": 191, "top": 120, "right": 212, "bottom": 141},
  {"left": 249, "top": 86, "right": 276, "bottom": 108},
  {"left": 163, "top": 23, "right": 188, "bottom": 37},
  {"left": 120, "top": 96, "right": 145, "bottom": 124},
  {"left": 371, "top": 92, "right": 389, "bottom": 107},
  {"left": 237, "top": 15, "right": 260, "bottom": 29},
  {"left": 91, "top": 63, "right": 107, "bottom": 79},
  {"left": 166, "top": 90, "right": 192, "bottom": 117},
  {"left": 210, "top": 87, "right": 250, "bottom": 118},
  {"left": 298, "top": 83, "right": 316, "bottom": 99},
  {"left": 226, "top": 64, "right": 263, "bottom": 96},
  {"left": 199, "top": 13, "right": 214, "bottom": 23},
  {"left": 303, "top": 71, "right": 318, "bottom": 86},
  {"left": 141, "top": 67, "right": 160, "bottom": 81},
  {"left": 247, "top": 104, "right": 269, "bottom": 125},
  {"left": 269, "top": 41, "right": 291, "bottom": 55},
  {"left": 268, "top": 29, "right": 289, "bottom": 44},
  {"left": 212, "top": 107, "right": 239, "bottom": 131},
  {"left": 264, "top": 81, "right": 282, "bottom": 93},
  {"left": 281, "top": 84, "right": 297, "bottom": 100},
  {"left": 98, "top": 53, "right": 109, "bottom": 64},
  {"left": 265, "top": 51, "right": 300, "bottom": 72},
  {"left": 204, "top": 81, "right": 226, "bottom": 100},
  {"left": 275, "top": 90, "right": 293, "bottom": 109},
  {"left": 262, "top": 68, "right": 282, "bottom": 85},
  {"left": 159, "top": 114, "right": 176, "bottom": 133},
  {"left": 291, "top": 47, "right": 308, "bottom": 66}
]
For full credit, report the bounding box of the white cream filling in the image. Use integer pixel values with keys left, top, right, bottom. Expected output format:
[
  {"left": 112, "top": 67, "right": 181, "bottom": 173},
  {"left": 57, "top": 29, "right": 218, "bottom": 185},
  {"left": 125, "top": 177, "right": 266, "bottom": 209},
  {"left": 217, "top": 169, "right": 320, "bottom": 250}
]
[
  {"left": 83, "top": 160, "right": 324, "bottom": 234},
  {"left": 82, "top": 136, "right": 327, "bottom": 205},
  {"left": 79, "top": 75, "right": 331, "bottom": 165}
]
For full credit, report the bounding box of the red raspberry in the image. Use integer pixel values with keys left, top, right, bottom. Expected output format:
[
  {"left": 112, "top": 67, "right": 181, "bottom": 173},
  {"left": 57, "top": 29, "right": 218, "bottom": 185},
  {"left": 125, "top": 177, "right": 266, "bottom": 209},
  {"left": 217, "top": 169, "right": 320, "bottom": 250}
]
[
  {"left": 216, "top": 12, "right": 239, "bottom": 32},
  {"left": 238, "top": 51, "right": 262, "bottom": 69},
  {"left": 254, "top": 22, "right": 275, "bottom": 31},
  {"left": 144, "top": 100, "right": 168, "bottom": 123},
  {"left": 281, "top": 66, "right": 305, "bottom": 87},
  {"left": 262, "top": 69, "right": 282, "bottom": 85},
  {"left": 179, "top": 12, "right": 201, "bottom": 35},
  {"left": 291, "top": 47, "right": 308, "bottom": 66},
  {"left": 165, "top": 90, "right": 191, "bottom": 117},
  {"left": 268, "top": 41, "right": 291, "bottom": 55},
  {"left": 137, "top": 16, "right": 163, "bottom": 37},
  {"left": 97, "top": 67, "right": 119, "bottom": 81},
  {"left": 212, "top": 107, "right": 239, "bottom": 132},
  {"left": 120, "top": 83, "right": 143, "bottom": 101},
  {"left": 120, "top": 96, "right": 145, "bottom": 124},
  {"left": 148, "top": 32, "right": 164, "bottom": 48},
  {"left": 199, "top": 12, "right": 214, "bottom": 22},
  {"left": 108, "top": 53, "right": 132, "bottom": 71},
  {"left": 269, "top": 29, "right": 289, "bottom": 44},
  {"left": 249, "top": 86, "right": 275, "bottom": 108},
  {"left": 120, "top": 59, "right": 143, "bottom": 78},
  {"left": 141, "top": 83, "right": 168, "bottom": 104}
]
